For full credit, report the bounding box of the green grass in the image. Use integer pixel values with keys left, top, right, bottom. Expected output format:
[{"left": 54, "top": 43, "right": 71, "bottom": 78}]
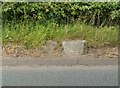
[{"left": 2, "top": 21, "right": 118, "bottom": 49}]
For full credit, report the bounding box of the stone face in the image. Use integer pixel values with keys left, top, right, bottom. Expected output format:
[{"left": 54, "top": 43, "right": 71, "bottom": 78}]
[
  {"left": 0, "top": 45, "right": 1, "bottom": 56},
  {"left": 62, "top": 40, "right": 85, "bottom": 55},
  {"left": 41, "top": 40, "right": 58, "bottom": 54}
]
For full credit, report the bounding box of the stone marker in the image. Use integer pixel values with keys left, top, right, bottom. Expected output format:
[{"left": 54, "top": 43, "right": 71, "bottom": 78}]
[
  {"left": 0, "top": 45, "right": 1, "bottom": 56},
  {"left": 62, "top": 40, "right": 85, "bottom": 55},
  {"left": 41, "top": 40, "right": 58, "bottom": 54}
]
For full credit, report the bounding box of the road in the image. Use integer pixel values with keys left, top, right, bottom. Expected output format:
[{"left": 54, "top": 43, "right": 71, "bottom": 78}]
[{"left": 2, "top": 65, "right": 118, "bottom": 86}]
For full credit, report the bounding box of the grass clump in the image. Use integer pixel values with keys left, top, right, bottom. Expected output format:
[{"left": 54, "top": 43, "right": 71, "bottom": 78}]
[{"left": 2, "top": 21, "right": 118, "bottom": 49}]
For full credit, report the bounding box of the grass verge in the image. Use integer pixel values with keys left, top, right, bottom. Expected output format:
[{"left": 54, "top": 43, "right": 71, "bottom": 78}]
[{"left": 2, "top": 21, "right": 118, "bottom": 49}]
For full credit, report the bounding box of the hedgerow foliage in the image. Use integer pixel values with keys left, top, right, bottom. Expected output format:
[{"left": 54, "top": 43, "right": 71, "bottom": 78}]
[{"left": 2, "top": 2, "right": 120, "bottom": 26}]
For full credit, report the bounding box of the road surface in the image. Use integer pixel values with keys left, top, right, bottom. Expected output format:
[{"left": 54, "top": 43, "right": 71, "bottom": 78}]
[{"left": 2, "top": 65, "right": 118, "bottom": 86}]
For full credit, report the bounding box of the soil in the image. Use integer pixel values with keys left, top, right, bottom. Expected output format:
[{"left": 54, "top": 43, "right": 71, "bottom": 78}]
[{"left": 2, "top": 43, "right": 118, "bottom": 59}]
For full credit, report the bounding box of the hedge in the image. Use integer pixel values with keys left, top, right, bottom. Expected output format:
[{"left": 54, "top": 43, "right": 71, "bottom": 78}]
[{"left": 2, "top": 2, "right": 120, "bottom": 26}]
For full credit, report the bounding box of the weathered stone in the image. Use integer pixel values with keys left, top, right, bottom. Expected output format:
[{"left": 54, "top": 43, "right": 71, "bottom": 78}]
[
  {"left": 41, "top": 40, "right": 58, "bottom": 54},
  {"left": 62, "top": 40, "right": 85, "bottom": 55},
  {"left": 0, "top": 45, "right": 2, "bottom": 56}
]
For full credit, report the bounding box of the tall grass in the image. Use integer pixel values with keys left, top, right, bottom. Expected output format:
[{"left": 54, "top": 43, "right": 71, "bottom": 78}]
[{"left": 2, "top": 21, "right": 118, "bottom": 49}]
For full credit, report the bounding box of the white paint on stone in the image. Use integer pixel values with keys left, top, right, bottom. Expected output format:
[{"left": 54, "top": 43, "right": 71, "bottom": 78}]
[{"left": 62, "top": 40, "right": 85, "bottom": 55}]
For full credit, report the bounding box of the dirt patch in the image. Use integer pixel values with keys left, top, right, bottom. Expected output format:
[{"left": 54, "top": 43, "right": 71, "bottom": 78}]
[
  {"left": 87, "top": 47, "right": 118, "bottom": 58},
  {"left": 2, "top": 43, "right": 63, "bottom": 58},
  {"left": 2, "top": 43, "right": 118, "bottom": 58}
]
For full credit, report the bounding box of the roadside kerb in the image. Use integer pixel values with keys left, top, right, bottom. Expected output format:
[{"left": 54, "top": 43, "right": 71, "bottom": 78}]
[{"left": 2, "top": 56, "right": 118, "bottom": 66}]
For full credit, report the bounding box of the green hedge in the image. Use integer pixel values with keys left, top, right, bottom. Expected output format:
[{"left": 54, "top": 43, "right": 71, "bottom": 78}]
[{"left": 2, "top": 2, "right": 120, "bottom": 26}]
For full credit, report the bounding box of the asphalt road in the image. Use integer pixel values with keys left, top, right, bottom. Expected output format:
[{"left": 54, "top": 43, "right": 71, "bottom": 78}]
[{"left": 2, "top": 65, "right": 118, "bottom": 86}]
